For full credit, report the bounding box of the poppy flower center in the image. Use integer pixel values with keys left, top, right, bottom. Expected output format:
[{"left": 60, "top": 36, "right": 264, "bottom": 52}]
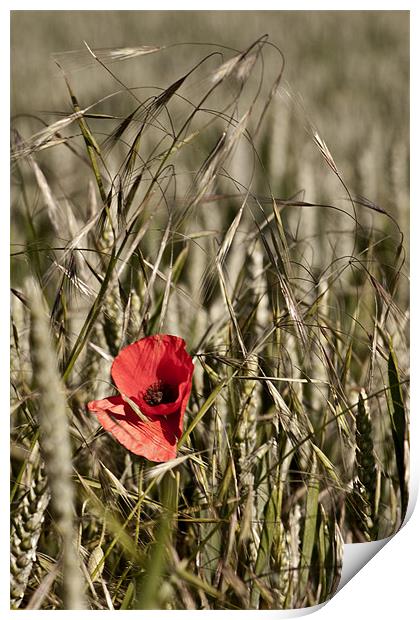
[{"left": 143, "top": 381, "right": 177, "bottom": 406}]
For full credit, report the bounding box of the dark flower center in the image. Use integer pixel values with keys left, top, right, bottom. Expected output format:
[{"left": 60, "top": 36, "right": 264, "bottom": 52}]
[{"left": 143, "top": 381, "right": 177, "bottom": 406}]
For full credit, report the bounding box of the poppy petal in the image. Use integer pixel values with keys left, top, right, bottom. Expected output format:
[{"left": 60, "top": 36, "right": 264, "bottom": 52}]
[
  {"left": 111, "top": 334, "right": 193, "bottom": 404},
  {"left": 87, "top": 395, "right": 182, "bottom": 462}
]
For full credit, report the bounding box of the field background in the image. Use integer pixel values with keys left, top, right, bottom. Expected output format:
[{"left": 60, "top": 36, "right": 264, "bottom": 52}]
[
  {"left": 11, "top": 10, "right": 410, "bottom": 252},
  {"left": 10, "top": 10, "right": 409, "bottom": 611}
]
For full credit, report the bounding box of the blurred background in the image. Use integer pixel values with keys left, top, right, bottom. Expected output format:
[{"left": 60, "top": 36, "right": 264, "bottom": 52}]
[{"left": 11, "top": 10, "right": 409, "bottom": 221}]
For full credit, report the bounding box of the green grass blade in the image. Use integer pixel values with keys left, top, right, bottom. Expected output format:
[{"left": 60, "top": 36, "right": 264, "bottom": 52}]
[
  {"left": 178, "top": 380, "right": 227, "bottom": 449},
  {"left": 174, "top": 566, "right": 223, "bottom": 601},
  {"left": 61, "top": 72, "right": 107, "bottom": 203},
  {"left": 299, "top": 458, "right": 319, "bottom": 600},
  {"left": 250, "top": 485, "right": 278, "bottom": 609},
  {"left": 387, "top": 343, "right": 408, "bottom": 519},
  {"left": 133, "top": 472, "right": 179, "bottom": 609}
]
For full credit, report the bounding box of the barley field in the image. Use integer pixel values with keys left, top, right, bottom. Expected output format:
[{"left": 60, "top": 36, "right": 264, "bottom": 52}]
[{"left": 10, "top": 11, "right": 409, "bottom": 610}]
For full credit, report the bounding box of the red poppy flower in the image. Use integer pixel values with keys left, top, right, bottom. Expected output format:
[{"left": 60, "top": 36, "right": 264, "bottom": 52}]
[{"left": 87, "top": 334, "right": 194, "bottom": 462}]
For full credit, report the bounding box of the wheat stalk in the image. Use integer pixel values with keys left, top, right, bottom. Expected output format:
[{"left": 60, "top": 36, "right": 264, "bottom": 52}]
[
  {"left": 10, "top": 449, "right": 50, "bottom": 609},
  {"left": 27, "top": 279, "right": 86, "bottom": 609},
  {"left": 353, "top": 390, "right": 377, "bottom": 540}
]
